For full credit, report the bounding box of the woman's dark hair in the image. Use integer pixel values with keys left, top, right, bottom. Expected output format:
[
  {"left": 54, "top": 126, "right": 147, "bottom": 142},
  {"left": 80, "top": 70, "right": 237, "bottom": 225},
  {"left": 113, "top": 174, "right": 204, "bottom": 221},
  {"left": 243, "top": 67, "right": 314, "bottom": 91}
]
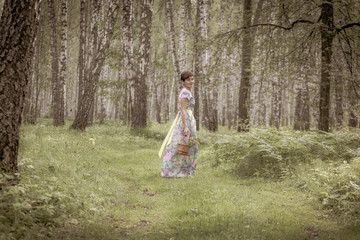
[{"left": 180, "top": 71, "right": 194, "bottom": 81}]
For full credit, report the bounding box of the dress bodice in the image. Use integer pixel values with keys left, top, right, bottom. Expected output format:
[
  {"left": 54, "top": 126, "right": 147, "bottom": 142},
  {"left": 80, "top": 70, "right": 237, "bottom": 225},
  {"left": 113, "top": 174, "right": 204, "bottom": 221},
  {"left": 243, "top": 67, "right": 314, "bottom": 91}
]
[{"left": 178, "top": 88, "right": 195, "bottom": 111}]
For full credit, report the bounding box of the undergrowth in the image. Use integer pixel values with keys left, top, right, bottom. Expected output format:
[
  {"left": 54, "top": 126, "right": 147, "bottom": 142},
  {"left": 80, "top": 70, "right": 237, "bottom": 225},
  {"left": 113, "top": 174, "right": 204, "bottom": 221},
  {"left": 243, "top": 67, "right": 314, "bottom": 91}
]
[
  {"left": 207, "top": 127, "right": 360, "bottom": 224},
  {"left": 1, "top": 120, "right": 360, "bottom": 239}
]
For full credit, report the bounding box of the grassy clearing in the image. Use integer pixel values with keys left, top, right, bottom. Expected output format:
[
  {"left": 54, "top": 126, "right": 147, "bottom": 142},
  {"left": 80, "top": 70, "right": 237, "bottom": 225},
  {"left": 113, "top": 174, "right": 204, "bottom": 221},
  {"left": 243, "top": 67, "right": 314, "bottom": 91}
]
[{"left": 0, "top": 120, "right": 359, "bottom": 239}]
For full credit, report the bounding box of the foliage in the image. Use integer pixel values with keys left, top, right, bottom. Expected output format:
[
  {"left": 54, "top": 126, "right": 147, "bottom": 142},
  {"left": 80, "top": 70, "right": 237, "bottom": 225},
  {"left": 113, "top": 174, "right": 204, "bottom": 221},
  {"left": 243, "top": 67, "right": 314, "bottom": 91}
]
[
  {"left": 208, "top": 128, "right": 360, "bottom": 179},
  {"left": 0, "top": 172, "right": 75, "bottom": 239},
  {"left": 2, "top": 121, "right": 360, "bottom": 239},
  {"left": 208, "top": 127, "right": 360, "bottom": 224},
  {"left": 0, "top": 120, "right": 157, "bottom": 239},
  {"left": 288, "top": 158, "right": 360, "bottom": 224}
]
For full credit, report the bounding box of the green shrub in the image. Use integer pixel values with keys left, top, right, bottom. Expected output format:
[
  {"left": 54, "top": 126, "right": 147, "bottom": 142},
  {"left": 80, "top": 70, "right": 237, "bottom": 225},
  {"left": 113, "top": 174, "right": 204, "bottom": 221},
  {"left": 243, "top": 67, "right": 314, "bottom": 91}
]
[
  {"left": 0, "top": 174, "right": 70, "bottom": 239},
  {"left": 290, "top": 158, "right": 360, "bottom": 224},
  {"left": 208, "top": 128, "right": 360, "bottom": 179}
]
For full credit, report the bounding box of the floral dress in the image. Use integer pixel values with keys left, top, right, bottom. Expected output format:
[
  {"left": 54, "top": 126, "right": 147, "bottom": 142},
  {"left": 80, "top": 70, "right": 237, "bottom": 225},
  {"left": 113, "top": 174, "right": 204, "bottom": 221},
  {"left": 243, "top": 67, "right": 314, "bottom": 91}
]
[{"left": 161, "top": 88, "right": 198, "bottom": 177}]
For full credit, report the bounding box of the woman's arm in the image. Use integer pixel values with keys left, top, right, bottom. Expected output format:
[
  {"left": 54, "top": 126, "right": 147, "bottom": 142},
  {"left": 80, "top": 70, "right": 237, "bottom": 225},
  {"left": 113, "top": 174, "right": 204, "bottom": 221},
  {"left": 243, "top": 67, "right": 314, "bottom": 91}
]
[{"left": 180, "top": 98, "right": 190, "bottom": 137}]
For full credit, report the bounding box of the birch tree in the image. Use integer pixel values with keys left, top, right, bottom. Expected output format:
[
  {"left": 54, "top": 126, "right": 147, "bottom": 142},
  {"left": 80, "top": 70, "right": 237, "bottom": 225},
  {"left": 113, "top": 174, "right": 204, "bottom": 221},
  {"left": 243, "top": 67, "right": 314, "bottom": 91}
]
[
  {"left": 47, "top": 0, "right": 64, "bottom": 126},
  {"left": 71, "top": 0, "right": 119, "bottom": 131},
  {"left": 132, "top": 0, "right": 154, "bottom": 128},
  {"left": 194, "top": 0, "right": 208, "bottom": 130},
  {"left": 237, "top": 0, "right": 252, "bottom": 132},
  {"left": 58, "top": 0, "right": 67, "bottom": 126},
  {"left": 122, "top": 0, "right": 135, "bottom": 124},
  {"left": 77, "top": 0, "right": 86, "bottom": 115},
  {"left": 165, "top": 0, "right": 181, "bottom": 114},
  {"left": 178, "top": 1, "right": 188, "bottom": 71}
]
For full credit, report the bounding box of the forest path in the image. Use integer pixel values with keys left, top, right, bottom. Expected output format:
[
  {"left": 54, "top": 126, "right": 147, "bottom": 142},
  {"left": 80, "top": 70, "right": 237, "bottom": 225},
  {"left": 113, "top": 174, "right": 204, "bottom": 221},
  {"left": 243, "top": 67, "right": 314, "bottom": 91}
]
[
  {"left": 18, "top": 123, "right": 359, "bottom": 240},
  {"left": 98, "top": 144, "right": 347, "bottom": 240}
]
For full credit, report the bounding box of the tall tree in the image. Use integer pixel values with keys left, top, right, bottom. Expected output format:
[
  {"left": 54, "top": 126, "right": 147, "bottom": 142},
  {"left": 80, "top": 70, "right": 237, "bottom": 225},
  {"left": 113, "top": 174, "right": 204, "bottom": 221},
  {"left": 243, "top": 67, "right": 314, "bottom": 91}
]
[
  {"left": 178, "top": 1, "right": 188, "bottom": 71},
  {"left": 71, "top": 0, "right": 119, "bottom": 131},
  {"left": 23, "top": 15, "right": 42, "bottom": 125},
  {"left": 0, "top": 0, "right": 41, "bottom": 173},
  {"left": 318, "top": 0, "right": 334, "bottom": 132},
  {"left": 131, "top": 0, "right": 154, "bottom": 128},
  {"left": 194, "top": 0, "right": 208, "bottom": 130},
  {"left": 165, "top": 0, "right": 181, "bottom": 114},
  {"left": 47, "top": 0, "right": 64, "bottom": 126},
  {"left": 237, "top": 0, "right": 252, "bottom": 132},
  {"left": 77, "top": 0, "right": 86, "bottom": 116},
  {"left": 58, "top": 0, "right": 68, "bottom": 126},
  {"left": 122, "top": 0, "right": 135, "bottom": 124}
]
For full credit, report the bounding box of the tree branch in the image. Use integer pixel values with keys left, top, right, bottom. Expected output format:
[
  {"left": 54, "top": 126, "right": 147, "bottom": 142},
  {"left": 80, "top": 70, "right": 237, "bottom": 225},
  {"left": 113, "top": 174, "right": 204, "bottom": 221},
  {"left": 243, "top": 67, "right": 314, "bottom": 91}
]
[
  {"left": 244, "top": 19, "right": 314, "bottom": 30},
  {"left": 337, "top": 22, "right": 360, "bottom": 32},
  {"left": 214, "top": 19, "right": 314, "bottom": 41}
]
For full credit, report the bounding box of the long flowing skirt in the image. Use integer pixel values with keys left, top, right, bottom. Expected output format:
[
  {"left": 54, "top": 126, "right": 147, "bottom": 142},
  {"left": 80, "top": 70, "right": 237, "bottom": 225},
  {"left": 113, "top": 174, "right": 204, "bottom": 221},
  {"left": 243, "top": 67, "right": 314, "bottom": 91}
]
[{"left": 161, "top": 112, "right": 198, "bottom": 177}]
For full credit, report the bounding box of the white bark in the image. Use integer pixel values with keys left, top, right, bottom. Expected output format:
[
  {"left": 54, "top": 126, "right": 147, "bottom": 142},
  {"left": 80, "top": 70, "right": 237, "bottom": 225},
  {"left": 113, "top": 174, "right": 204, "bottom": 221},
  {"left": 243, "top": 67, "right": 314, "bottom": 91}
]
[
  {"left": 59, "top": 0, "right": 68, "bottom": 123},
  {"left": 178, "top": 1, "right": 188, "bottom": 71}
]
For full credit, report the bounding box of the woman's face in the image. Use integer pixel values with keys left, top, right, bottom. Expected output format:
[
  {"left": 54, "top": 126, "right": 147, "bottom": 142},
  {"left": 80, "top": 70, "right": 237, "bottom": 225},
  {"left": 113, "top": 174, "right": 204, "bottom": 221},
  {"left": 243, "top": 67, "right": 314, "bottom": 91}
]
[{"left": 183, "top": 76, "right": 194, "bottom": 89}]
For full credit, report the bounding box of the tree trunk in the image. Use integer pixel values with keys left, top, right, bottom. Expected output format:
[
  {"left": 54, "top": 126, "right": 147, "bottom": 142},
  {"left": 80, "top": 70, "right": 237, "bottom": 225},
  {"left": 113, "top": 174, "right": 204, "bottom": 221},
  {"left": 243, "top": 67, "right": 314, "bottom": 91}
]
[
  {"left": 178, "top": 1, "right": 188, "bottom": 71},
  {"left": 226, "top": 79, "right": 233, "bottom": 129},
  {"left": 71, "top": 0, "right": 119, "bottom": 130},
  {"left": 131, "top": 0, "right": 154, "bottom": 129},
  {"left": 194, "top": 0, "right": 208, "bottom": 131},
  {"left": 318, "top": 0, "right": 334, "bottom": 132},
  {"left": 57, "top": 0, "right": 68, "bottom": 126},
  {"left": 206, "top": 1, "right": 218, "bottom": 132},
  {"left": 272, "top": 77, "right": 282, "bottom": 130},
  {"left": 87, "top": 0, "right": 101, "bottom": 127},
  {"left": 303, "top": 82, "right": 311, "bottom": 131},
  {"left": 23, "top": 44, "right": 37, "bottom": 124},
  {"left": 47, "top": 0, "right": 62, "bottom": 126},
  {"left": 32, "top": 33, "right": 42, "bottom": 124},
  {"left": 155, "top": 84, "right": 161, "bottom": 124},
  {"left": 334, "top": 69, "right": 344, "bottom": 129},
  {"left": 165, "top": 0, "right": 181, "bottom": 115},
  {"left": 238, "top": 0, "right": 252, "bottom": 132},
  {"left": 0, "top": 0, "right": 41, "bottom": 173},
  {"left": 348, "top": 86, "right": 358, "bottom": 127},
  {"left": 162, "top": 41, "right": 170, "bottom": 123},
  {"left": 122, "top": 0, "right": 135, "bottom": 125},
  {"left": 77, "top": 0, "right": 87, "bottom": 113}
]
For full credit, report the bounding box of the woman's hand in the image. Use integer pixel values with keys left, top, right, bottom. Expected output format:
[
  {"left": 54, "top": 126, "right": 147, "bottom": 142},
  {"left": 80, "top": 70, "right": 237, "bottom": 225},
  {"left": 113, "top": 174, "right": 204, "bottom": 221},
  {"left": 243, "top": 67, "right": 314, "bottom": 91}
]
[{"left": 184, "top": 126, "right": 190, "bottom": 137}]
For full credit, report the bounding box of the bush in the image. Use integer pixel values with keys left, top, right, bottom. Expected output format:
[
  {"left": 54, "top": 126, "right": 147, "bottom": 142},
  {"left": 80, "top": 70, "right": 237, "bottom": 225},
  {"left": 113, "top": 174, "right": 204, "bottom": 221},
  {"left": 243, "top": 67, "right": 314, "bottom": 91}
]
[
  {"left": 209, "top": 128, "right": 360, "bottom": 179},
  {"left": 0, "top": 174, "right": 68, "bottom": 239},
  {"left": 290, "top": 157, "right": 360, "bottom": 224}
]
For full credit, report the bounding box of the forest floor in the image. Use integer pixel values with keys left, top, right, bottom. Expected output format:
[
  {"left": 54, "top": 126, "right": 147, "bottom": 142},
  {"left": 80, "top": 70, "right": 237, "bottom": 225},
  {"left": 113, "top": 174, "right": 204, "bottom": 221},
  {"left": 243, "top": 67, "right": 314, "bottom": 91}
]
[{"left": 2, "top": 120, "right": 360, "bottom": 239}]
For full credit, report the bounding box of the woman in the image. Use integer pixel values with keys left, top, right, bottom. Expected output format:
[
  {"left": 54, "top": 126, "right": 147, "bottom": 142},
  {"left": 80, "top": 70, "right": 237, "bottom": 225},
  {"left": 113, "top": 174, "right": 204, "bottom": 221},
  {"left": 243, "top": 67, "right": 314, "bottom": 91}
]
[{"left": 159, "top": 71, "right": 198, "bottom": 177}]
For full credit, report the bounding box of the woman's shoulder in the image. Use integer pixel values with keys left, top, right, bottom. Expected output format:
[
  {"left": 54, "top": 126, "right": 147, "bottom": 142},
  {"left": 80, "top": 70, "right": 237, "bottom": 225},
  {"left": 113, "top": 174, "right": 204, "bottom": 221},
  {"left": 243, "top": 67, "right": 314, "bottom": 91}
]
[
  {"left": 180, "top": 88, "right": 192, "bottom": 95},
  {"left": 179, "top": 88, "right": 192, "bottom": 98}
]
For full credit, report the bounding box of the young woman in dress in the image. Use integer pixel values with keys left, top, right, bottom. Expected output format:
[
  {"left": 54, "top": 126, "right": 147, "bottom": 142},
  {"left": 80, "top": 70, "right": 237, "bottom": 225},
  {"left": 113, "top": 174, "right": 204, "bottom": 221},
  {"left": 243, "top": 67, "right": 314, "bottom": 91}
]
[{"left": 159, "top": 71, "right": 198, "bottom": 177}]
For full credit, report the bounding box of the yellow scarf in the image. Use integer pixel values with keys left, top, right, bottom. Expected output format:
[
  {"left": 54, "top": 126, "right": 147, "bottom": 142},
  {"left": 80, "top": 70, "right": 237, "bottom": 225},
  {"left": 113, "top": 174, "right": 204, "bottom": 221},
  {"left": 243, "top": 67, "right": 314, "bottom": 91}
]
[{"left": 158, "top": 110, "right": 192, "bottom": 158}]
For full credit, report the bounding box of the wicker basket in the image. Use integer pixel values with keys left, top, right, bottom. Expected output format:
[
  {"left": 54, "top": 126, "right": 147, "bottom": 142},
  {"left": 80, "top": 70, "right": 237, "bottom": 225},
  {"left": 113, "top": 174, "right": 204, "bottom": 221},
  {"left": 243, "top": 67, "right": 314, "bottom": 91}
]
[{"left": 177, "top": 143, "right": 190, "bottom": 156}]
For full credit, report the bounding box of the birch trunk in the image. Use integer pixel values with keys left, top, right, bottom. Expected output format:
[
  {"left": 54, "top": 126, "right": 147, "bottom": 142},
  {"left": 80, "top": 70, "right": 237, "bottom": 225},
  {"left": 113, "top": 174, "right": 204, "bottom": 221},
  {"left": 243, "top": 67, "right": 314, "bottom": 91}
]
[
  {"left": 122, "top": 0, "right": 135, "bottom": 124},
  {"left": 238, "top": 0, "right": 252, "bottom": 132},
  {"left": 87, "top": 0, "right": 101, "bottom": 126},
  {"left": 178, "top": 1, "right": 188, "bottom": 71},
  {"left": 47, "top": 0, "right": 63, "bottom": 126},
  {"left": 194, "top": 0, "right": 208, "bottom": 130},
  {"left": 57, "top": 0, "right": 68, "bottom": 126},
  {"left": 71, "top": 0, "right": 119, "bottom": 130},
  {"left": 132, "top": 0, "right": 154, "bottom": 128},
  {"left": 77, "top": 0, "right": 86, "bottom": 113},
  {"left": 165, "top": 0, "right": 181, "bottom": 114}
]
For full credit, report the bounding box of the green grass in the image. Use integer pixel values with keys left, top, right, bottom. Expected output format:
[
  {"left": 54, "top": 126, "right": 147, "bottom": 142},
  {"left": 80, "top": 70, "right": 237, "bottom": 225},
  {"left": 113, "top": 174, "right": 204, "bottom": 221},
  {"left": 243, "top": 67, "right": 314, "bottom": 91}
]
[{"left": 0, "top": 120, "right": 359, "bottom": 239}]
